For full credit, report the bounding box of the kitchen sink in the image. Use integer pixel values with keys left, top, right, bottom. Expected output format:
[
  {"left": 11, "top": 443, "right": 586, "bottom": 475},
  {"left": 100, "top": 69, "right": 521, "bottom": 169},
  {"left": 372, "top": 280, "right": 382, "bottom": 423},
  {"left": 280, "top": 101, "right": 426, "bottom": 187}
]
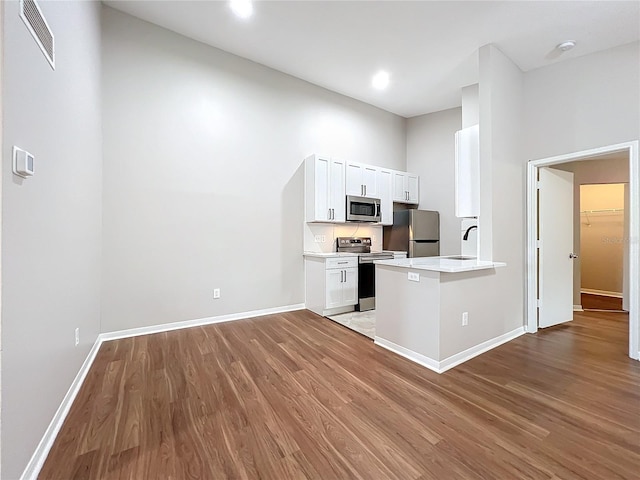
[{"left": 445, "top": 255, "right": 477, "bottom": 260}]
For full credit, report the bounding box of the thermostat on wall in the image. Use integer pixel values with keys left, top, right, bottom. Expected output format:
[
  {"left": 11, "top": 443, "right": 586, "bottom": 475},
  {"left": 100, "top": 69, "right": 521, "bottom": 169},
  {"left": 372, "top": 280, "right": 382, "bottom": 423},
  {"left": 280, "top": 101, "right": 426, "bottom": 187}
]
[{"left": 13, "top": 146, "right": 35, "bottom": 178}]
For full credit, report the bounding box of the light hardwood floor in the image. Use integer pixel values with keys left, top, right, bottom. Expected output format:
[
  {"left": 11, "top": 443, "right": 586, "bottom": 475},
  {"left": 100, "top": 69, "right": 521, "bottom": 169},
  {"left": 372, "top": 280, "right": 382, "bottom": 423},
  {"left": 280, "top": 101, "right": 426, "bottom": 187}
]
[{"left": 39, "top": 309, "right": 639, "bottom": 479}]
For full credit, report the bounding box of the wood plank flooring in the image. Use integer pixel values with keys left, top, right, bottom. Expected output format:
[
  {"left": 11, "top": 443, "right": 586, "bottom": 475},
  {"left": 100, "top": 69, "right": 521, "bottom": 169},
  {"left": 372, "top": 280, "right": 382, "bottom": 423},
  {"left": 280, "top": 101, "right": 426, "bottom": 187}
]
[
  {"left": 40, "top": 310, "right": 640, "bottom": 479},
  {"left": 581, "top": 292, "right": 624, "bottom": 311}
]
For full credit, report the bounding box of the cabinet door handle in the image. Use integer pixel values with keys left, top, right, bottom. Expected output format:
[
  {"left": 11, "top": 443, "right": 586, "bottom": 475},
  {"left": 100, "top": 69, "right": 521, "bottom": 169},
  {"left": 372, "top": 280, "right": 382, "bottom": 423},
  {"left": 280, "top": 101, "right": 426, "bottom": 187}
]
[
  {"left": 364, "top": 185, "right": 367, "bottom": 196},
  {"left": 332, "top": 208, "right": 335, "bottom": 219}
]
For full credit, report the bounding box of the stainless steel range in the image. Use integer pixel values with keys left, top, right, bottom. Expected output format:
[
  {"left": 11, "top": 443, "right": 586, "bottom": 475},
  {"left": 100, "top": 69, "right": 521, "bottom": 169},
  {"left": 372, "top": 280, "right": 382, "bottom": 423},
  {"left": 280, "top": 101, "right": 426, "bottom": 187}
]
[{"left": 336, "top": 237, "right": 393, "bottom": 311}]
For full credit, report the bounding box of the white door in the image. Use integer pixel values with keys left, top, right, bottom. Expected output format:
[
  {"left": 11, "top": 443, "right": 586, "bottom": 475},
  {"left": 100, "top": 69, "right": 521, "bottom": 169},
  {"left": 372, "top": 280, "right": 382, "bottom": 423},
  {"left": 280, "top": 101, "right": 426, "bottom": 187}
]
[
  {"left": 392, "top": 171, "right": 407, "bottom": 201},
  {"left": 325, "top": 269, "right": 344, "bottom": 308},
  {"left": 362, "top": 166, "right": 378, "bottom": 197},
  {"left": 345, "top": 162, "right": 363, "bottom": 196},
  {"left": 538, "top": 167, "right": 575, "bottom": 328},
  {"left": 342, "top": 268, "right": 358, "bottom": 305},
  {"left": 407, "top": 174, "right": 419, "bottom": 204},
  {"left": 377, "top": 169, "right": 393, "bottom": 225},
  {"left": 329, "top": 159, "right": 346, "bottom": 222}
]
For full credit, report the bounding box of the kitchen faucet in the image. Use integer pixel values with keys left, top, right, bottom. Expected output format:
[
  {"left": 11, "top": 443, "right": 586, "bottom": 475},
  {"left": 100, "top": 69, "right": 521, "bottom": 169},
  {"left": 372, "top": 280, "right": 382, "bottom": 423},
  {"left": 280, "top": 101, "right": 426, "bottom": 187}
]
[{"left": 463, "top": 225, "right": 478, "bottom": 241}]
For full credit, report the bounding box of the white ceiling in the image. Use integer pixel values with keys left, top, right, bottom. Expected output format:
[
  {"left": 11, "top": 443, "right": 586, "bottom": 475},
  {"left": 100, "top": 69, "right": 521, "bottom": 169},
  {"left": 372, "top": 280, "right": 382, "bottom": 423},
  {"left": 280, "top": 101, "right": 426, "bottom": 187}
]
[{"left": 104, "top": 1, "right": 640, "bottom": 118}]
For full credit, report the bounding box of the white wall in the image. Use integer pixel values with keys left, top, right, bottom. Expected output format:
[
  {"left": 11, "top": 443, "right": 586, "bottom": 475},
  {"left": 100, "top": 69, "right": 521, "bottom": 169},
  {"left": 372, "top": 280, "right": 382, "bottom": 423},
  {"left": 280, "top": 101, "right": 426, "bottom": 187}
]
[
  {"left": 1, "top": 1, "right": 103, "bottom": 478},
  {"left": 406, "top": 108, "right": 462, "bottom": 255},
  {"left": 101, "top": 7, "right": 406, "bottom": 332},
  {"left": 525, "top": 42, "right": 640, "bottom": 160},
  {"left": 478, "top": 44, "right": 526, "bottom": 337}
]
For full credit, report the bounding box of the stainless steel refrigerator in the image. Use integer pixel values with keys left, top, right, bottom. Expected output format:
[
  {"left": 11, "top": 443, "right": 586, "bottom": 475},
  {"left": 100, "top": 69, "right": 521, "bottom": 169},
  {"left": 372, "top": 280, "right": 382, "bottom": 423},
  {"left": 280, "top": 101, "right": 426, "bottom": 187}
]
[{"left": 383, "top": 210, "right": 440, "bottom": 257}]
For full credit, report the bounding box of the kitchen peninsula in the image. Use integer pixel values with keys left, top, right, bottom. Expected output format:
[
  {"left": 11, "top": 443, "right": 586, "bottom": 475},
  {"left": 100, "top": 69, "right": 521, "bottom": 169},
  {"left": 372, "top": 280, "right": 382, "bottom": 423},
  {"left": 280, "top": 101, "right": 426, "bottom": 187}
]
[{"left": 373, "top": 256, "right": 522, "bottom": 374}]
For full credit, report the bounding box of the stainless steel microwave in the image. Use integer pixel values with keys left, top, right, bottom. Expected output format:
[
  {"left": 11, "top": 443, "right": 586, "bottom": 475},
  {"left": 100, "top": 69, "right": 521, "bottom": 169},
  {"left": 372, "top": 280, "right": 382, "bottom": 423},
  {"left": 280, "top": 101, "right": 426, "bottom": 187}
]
[{"left": 346, "top": 195, "right": 381, "bottom": 222}]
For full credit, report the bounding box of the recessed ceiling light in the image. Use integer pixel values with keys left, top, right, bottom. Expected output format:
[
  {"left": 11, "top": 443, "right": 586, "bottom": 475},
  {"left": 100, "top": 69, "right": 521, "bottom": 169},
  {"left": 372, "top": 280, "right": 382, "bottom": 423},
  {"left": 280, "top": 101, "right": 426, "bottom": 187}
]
[
  {"left": 556, "top": 40, "right": 576, "bottom": 52},
  {"left": 230, "top": 0, "right": 253, "bottom": 19},
  {"left": 372, "top": 70, "right": 390, "bottom": 90}
]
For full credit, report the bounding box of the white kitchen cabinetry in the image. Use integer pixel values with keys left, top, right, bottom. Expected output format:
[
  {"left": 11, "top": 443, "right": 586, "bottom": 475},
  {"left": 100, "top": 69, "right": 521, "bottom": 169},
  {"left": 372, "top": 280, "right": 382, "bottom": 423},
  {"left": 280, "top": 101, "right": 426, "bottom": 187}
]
[
  {"left": 325, "top": 264, "right": 358, "bottom": 309},
  {"left": 392, "top": 171, "right": 419, "bottom": 204},
  {"left": 346, "top": 162, "right": 378, "bottom": 198},
  {"left": 305, "top": 154, "right": 346, "bottom": 223},
  {"left": 455, "top": 124, "right": 480, "bottom": 218},
  {"left": 376, "top": 168, "right": 393, "bottom": 225},
  {"left": 305, "top": 255, "right": 358, "bottom": 316}
]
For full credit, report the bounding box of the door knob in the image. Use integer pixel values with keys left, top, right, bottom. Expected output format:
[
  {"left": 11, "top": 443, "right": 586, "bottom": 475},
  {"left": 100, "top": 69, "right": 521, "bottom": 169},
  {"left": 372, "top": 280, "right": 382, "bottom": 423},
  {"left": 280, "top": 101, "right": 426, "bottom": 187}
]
[{"left": 569, "top": 253, "right": 579, "bottom": 259}]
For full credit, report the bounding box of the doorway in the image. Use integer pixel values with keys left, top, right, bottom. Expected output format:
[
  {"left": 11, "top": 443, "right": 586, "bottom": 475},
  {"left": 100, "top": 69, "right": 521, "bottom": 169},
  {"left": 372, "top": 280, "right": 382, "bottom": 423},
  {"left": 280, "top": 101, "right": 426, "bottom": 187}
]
[
  {"left": 526, "top": 141, "right": 639, "bottom": 360},
  {"left": 580, "top": 183, "right": 627, "bottom": 311}
]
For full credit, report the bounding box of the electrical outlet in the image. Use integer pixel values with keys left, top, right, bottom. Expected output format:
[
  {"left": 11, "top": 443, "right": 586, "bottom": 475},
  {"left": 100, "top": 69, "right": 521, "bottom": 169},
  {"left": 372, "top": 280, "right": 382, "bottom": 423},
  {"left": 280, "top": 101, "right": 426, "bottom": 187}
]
[
  {"left": 213, "top": 288, "right": 221, "bottom": 299},
  {"left": 314, "top": 235, "right": 322, "bottom": 243},
  {"left": 462, "top": 312, "right": 469, "bottom": 326},
  {"left": 75, "top": 328, "right": 80, "bottom": 346},
  {"left": 321, "top": 235, "right": 326, "bottom": 243},
  {"left": 408, "top": 272, "right": 420, "bottom": 282}
]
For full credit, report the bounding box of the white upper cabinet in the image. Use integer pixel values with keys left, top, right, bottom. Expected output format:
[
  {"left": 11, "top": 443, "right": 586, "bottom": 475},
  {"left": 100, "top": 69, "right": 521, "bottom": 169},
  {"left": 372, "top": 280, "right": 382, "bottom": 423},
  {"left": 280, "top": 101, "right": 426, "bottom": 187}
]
[
  {"left": 392, "top": 171, "right": 419, "bottom": 204},
  {"left": 305, "top": 154, "right": 345, "bottom": 223},
  {"left": 376, "top": 168, "right": 393, "bottom": 225},
  {"left": 455, "top": 124, "right": 480, "bottom": 218},
  {"left": 346, "top": 162, "right": 378, "bottom": 198}
]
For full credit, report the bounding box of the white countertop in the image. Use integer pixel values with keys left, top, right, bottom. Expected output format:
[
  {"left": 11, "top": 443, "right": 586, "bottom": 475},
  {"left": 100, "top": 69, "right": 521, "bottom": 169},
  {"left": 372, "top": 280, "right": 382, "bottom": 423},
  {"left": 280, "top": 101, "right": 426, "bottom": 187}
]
[
  {"left": 374, "top": 256, "right": 507, "bottom": 273},
  {"left": 303, "top": 250, "right": 407, "bottom": 258},
  {"left": 303, "top": 252, "right": 358, "bottom": 258}
]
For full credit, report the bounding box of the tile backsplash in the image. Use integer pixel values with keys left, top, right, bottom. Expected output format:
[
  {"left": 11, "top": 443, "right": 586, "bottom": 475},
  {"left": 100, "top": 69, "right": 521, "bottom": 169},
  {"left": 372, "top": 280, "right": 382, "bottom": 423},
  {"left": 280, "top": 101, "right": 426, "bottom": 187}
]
[{"left": 304, "top": 223, "right": 383, "bottom": 253}]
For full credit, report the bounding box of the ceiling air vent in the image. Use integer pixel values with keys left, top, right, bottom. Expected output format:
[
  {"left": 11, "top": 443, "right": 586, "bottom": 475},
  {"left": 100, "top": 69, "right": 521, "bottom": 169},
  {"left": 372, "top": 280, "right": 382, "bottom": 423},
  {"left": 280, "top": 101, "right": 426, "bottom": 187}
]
[{"left": 20, "top": 0, "right": 55, "bottom": 69}]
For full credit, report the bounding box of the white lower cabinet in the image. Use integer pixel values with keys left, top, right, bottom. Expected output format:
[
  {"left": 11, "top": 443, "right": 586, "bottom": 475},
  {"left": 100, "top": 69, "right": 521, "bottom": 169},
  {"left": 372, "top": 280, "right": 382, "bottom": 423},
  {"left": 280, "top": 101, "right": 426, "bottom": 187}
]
[
  {"left": 305, "top": 256, "right": 358, "bottom": 316},
  {"left": 325, "top": 266, "right": 357, "bottom": 309}
]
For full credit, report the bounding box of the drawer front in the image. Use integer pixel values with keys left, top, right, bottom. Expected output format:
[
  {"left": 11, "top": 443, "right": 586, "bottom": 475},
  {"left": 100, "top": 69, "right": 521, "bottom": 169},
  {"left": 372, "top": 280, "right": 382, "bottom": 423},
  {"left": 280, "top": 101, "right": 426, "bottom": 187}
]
[{"left": 326, "top": 257, "right": 358, "bottom": 270}]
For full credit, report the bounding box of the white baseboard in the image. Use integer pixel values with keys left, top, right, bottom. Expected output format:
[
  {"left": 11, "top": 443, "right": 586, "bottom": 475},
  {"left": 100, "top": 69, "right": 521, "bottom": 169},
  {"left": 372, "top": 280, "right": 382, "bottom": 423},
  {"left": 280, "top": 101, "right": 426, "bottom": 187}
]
[
  {"left": 20, "top": 337, "right": 103, "bottom": 480},
  {"left": 573, "top": 304, "right": 584, "bottom": 312},
  {"left": 438, "top": 327, "right": 525, "bottom": 373},
  {"left": 373, "top": 337, "right": 441, "bottom": 373},
  {"left": 20, "top": 303, "right": 305, "bottom": 480},
  {"left": 100, "top": 303, "right": 305, "bottom": 341},
  {"left": 581, "top": 288, "right": 623, "bottom": 298},
  {"left": 375, "top": 326, "right": 525, "bottom": 374}
]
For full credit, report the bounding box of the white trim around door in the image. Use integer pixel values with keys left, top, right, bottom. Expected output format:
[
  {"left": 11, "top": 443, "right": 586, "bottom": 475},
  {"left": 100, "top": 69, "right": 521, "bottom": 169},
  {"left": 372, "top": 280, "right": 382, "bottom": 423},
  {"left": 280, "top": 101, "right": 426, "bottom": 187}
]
[{"left": 526, "top": 141, "right": 639, "bottom": 360}]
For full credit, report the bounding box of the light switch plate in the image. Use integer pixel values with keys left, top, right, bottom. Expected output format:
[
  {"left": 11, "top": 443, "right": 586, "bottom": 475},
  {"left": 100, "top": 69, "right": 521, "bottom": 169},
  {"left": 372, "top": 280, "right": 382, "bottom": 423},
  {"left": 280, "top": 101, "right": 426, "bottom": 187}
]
[
  {"left": 13, "top": 146, "right": 35, "bottom": 178},
  {"left": 408, "top": 272, "right": 420, "bottom": 282}
]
